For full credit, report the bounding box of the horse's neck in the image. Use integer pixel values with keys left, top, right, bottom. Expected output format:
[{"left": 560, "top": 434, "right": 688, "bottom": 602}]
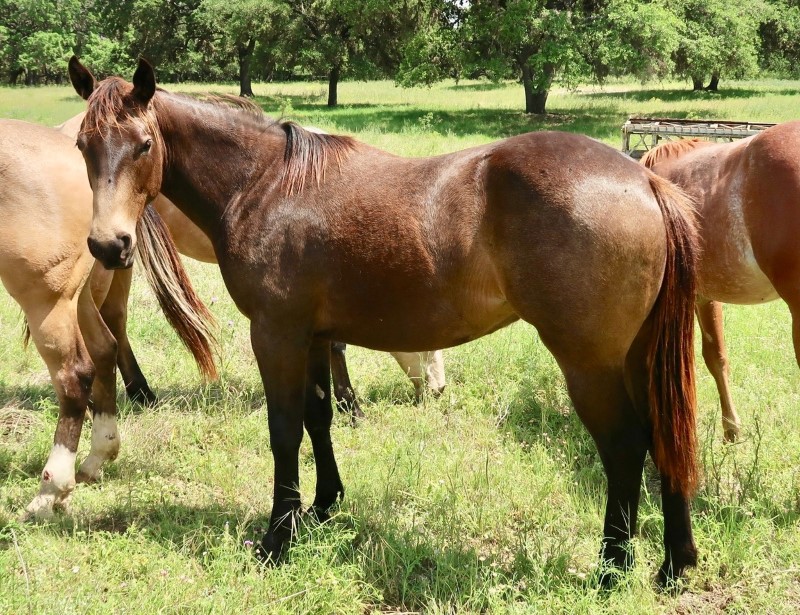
[{"left": 154, "top": 93, "right": 284, "bottom": 239}]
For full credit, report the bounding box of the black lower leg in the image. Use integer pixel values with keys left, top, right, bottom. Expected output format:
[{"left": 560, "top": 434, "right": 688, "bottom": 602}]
[
  {"left": 306, "top": 340, "right": 344, "bottom": 518},
  {"left": 330, "top": 341, "right": 364, "bottom": 420},
  {"left": 657, "top": 475, "right": 697, "bottom": 586}
]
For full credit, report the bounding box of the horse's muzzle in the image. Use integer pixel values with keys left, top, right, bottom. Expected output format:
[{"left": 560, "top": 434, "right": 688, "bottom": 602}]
[{"left": 87, "top": 234, "right": 135, "bottom": 269}]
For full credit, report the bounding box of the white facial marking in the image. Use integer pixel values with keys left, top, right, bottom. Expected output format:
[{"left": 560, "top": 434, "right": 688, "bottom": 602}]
[{"left": 315, "top": 384, "right": 325, "bottom": 399}]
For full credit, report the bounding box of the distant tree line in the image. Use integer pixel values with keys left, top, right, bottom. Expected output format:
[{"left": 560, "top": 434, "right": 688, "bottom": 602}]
[{"left": 1, "top": 0, "right": 798, "bottom": 113}]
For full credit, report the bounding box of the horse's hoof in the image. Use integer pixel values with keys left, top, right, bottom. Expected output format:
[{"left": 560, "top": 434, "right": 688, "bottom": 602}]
[
  {"left": 22, "top": 494, "right": 65, "bottom": 523},
  {"left": 305, "top": 505, "right": 332, "bottom": 523},
  {"left": 656, "top": 550, "right": 696, "bottom": 590},
  {"left": 127, "top": 384, "right": 158, "bottom": 406},
  {"left": 595, "top": 566, "right": 625, "bottom": 589},
  {"left": 723, "top": 428, "right": 739, "bottom": 443},
  {"left": 255, "top": 534, "right": 284, "bottom": 566},
  {"left": 75, "top": 469, "right": 98, "bottom": 484}
]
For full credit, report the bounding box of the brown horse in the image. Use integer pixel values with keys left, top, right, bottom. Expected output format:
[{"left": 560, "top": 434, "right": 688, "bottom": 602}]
[
  {"left": 58, "top": 112, "right": 447, "bottom": 414},
  {"left": 0, "top": 119, "right": 216, "bottom": 517},
  {"left": 69, "top": 58, "right": 701, "bottom": 584},
  {"left": 642, "top": 128, "right": 800, "bottom": 442}
]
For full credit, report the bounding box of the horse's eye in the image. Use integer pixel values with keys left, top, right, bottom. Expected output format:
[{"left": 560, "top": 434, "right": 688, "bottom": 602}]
[{"left": 140, "top": 138, "right": 153, "bottom": 154}]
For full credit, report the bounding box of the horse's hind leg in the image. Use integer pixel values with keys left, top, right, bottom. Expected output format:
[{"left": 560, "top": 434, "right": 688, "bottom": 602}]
[
  {"left": 696, "top": 300, "right": 740, "bottom": 442},
  {"left": 305, "top": 339, "right": 344, "bottom": 518},
  {"left": 562, "top": 365, "right": 648, "bottom": 579},
  {"left": 625, "top": 333, "right": 697, "bottom": 584},
  {"left": 330, "top": 341, "right": 363, "bottom": 419},
  {"left": 76, "top": 284, "right": 120, "bottom": 483},
  {"left": 23, "top": 295, "right": 95, "bottom": 518},
  {"left": 99, "top": 267, "right": 156, "bottom": 405}
]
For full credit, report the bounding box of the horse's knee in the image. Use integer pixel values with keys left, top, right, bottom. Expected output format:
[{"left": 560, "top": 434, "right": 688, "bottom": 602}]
[{"left": 55, "top": 354, "right": 95, "bottom": 409}]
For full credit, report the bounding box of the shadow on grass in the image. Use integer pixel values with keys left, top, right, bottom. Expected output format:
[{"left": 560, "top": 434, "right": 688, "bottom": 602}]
[
  {"left": 0, "top": 382, "right": 55, "bottom": 412},
  {"left": 250, "top": 94, "right": 623, "bottom": 141},
  {"left": 582, "top": 87, "right": 800, "bottom": 103},
  {"left": 444, "top": 82, "right": 510, "bottom": 92}
]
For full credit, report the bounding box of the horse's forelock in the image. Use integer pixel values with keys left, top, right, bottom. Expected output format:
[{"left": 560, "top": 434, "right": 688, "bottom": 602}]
[{"left": 82, "top": 77, "right": 157, "bottom": 140}]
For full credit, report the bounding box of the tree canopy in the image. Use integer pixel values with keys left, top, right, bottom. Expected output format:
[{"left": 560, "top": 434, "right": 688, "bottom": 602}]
[{"left": 0, "top": 0, "right": 798, "bottom": 112}]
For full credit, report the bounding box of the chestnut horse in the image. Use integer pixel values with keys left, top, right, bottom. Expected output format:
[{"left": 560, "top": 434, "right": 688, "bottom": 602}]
[
  {"left": 69, "top": 58, "right": 701, "bottom": 583},
  {"left": 642, "top": 127, "right": 800, "bottom": 442},
  {"left": 58, "top": 113, "right": 446, "bottom": 414},
  {"left": 0, "top": 119, "right": 216, "bottom": 517}
]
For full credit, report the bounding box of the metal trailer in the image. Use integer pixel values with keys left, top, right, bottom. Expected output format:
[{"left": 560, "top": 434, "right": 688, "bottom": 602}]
[{"left": 621, "top": 117, "right": 776, "bottom": 159}]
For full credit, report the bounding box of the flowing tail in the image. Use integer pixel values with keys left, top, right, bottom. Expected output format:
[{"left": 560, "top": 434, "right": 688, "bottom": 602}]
[
  {"left": 136, "top": 205, "right": 218, "bottom": 380},
  {"left": 646, "top": 173, "right": 700, "bottom": 497}
]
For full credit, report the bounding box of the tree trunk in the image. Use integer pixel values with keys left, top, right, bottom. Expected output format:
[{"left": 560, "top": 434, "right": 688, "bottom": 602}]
[
  {"left": 327, "top": 64, "right": 340, "bottom": 107},
  {"left": 8, "top": 67, "right": 23, "bottom": 85},
  {"left": 238, "top": 38, "right": 255, "bottom": 97},
  {"left": 521, "top": 61, "right": 554, "bottom": 114},
  {"left": 706, "top": 72, "right": 720, "bottom": 91},
  {"left": 691, "top": 76, "right": 704, "bottom": 90}
]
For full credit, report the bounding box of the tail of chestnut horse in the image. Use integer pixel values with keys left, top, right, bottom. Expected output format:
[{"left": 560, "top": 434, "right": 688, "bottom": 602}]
[
  {"left": 646, "top": 173, "right": 700, "bottom": 497},
  {"left": 136, "top": 205, "right": 219, "bottom": 380}
]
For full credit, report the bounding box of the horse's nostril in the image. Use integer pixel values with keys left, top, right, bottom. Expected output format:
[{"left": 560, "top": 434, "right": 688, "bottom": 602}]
[{"left": 118, "top": 233, "right": 132, "bottom": 251}]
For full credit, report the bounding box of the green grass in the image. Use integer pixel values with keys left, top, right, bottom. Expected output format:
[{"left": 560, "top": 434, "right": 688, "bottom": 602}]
[{"left": 2, "top": 77, "right": 800, "bottom": 613}]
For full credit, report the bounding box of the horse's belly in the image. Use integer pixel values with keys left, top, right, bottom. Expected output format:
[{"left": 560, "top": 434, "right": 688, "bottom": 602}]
[
  {"left": 697, "top": 192, "right": 779, "bottom": 305},
  {"left": 699, "top": 253, "right": 778, "bottom": 304},
  {"left": 322, "top": 288, "right": 517, "bottom": 352}
]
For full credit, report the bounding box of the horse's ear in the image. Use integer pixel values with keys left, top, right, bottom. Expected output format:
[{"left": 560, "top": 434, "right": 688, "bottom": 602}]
[
  {"left": 132, "top": 58, "right": 156, "bottom": 105},
  {"left": 68, "top": 56, "right": 96, "bottom": 100}
]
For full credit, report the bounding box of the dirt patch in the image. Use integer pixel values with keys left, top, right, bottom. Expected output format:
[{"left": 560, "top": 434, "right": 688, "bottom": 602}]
[
  {"left": 673, "top": 584, "right": 735, "bottom": 614},
  {"left": 0, "top": 405, "right": 44, "bottom": 442}
]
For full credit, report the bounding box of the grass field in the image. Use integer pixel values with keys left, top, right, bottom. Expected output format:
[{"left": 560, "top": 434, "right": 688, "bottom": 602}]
[{"left": 1, "top": 77, "right": 800, "bottom": 613}]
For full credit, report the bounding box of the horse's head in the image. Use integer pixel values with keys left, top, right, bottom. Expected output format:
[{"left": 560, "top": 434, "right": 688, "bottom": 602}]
[{"left": 68, "top": 56, "right": 164, "bottom": 269}]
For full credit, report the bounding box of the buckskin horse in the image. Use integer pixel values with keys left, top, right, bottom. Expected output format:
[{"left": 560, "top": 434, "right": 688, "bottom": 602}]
[
  {"left": 0, "top": 119, "right": 216, "bottom": 517},
  {"left": 57, "top": 113, "right": 446, "bottom": 415},
  {"left": 68, "top": 57, "right": 700, "bottom": 583},
  {"left": 642, "top": 127, "right": 800, "bottom": 442}
]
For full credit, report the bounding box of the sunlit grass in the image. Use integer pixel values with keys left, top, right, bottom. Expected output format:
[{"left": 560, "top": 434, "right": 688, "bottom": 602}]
[{"left": 1, "top": 78, "right": 800, "bottom": 613}]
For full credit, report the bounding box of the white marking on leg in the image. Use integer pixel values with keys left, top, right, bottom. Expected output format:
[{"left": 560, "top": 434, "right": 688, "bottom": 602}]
[
  {"left": 77, "top": 413, "right": 120, "bottom": 482},
  {"left": 315, "top": 384, "right": 325, "bottom": 399},
  {"left": 25, "top": 444, "right": 77, "bottom": 518}
]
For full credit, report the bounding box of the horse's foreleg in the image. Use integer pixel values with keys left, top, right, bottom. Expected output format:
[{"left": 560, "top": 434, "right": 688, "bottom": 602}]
[
  {"left": 564, "top": 367, "right": 647, "bottom": 584},
  {"left": 696, "top": 300, "right": 740, "bottom": 442},
  {"left": 304, "top": 340, "right": 344, "bottom": 518},
  {"left": 251, "top": 318, "right": 308, "bottom": 563},
  {"left": 23, "top": 296, "right": 94, "bottom": 518},
  {"left": 76, "top": 286, "right": 120, "bottom": 483},
  {"left": 100, "top": 267, "right": 156, "bottom": 405},
  {"left": 330, "top": 342, "right": 363, "bottom": 419}
]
